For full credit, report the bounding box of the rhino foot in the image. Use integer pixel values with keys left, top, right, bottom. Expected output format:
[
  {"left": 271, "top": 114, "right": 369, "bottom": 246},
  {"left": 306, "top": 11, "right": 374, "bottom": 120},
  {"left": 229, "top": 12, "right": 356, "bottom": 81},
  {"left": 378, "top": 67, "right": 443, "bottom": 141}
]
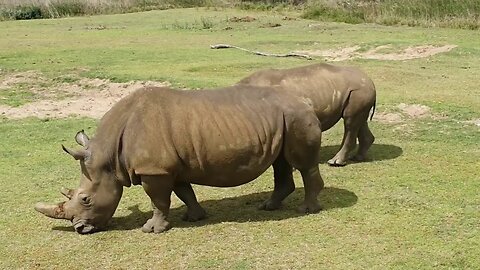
[
  {"left": 297, "top": 201, "right": 322, "bottom": 214},
  {"left": 350, "top": 154, "right": 367, "bottom": 162},
  {"left": 258, "top": 199, "right": 282, "bottom": 211},
  {"left": 327, "top": 158, "right": 347, "bottom": 167},
  {"left": 141, "top": 217, "right": 171, "bottom": 233},
  {"left": 182, "top": 207, "right": 207, "bottom": 222}
]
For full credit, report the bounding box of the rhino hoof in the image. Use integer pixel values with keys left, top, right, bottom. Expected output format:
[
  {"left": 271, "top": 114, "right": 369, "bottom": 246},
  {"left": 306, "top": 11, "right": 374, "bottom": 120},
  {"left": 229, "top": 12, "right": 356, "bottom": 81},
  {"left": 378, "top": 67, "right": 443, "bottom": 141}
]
[
  {"left": 327, "top": 158, "right": 347, "bottom": 167},
  {"left": 182, "top": 208, "right": 207, "bottom": 222},
  {"left": 258, "top": 199, "right": 281, "bottom": 211},
  {"left": 297, "top": 201, "right": 322, "bottom": 214},
  {"left": 350, "top": 154, "right": 366, "bottom": 162},
  {"left": 141, "top": 217, "right": 171, "bottom": 233}
]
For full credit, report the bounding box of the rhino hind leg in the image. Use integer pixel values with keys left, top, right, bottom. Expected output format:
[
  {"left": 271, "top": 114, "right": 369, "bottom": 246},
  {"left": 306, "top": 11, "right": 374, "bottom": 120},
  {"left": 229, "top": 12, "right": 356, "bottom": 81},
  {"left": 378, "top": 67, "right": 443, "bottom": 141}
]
[
  {"left": 328, "top": 103, "right": 371, "bottom": 167},
  {"left": 259, "top": 155, "right": 295, "bottom": 211},
  {"left": 297, "top": 166, "right": 324, "bottom": 213},
  {"left": 352, "top": 121, "right": 375, "bottom": 162},
  {"left": 173, "top": 182, "right": 207, "bottom": 222},
  {"left": 141, "top": 175, "right": 174, "bottom": 233}
]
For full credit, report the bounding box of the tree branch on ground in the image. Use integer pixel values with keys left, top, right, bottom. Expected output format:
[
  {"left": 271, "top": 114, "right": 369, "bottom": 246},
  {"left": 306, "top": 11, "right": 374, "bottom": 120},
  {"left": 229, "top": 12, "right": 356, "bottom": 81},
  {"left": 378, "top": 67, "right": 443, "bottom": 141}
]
[{"left": 210, "top": 44, "right": 313, "bottom": 60}]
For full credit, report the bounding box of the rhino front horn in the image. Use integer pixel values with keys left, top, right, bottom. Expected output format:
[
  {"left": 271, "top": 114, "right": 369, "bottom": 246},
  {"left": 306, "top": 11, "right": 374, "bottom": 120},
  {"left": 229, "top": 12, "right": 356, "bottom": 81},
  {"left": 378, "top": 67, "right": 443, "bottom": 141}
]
[{"left": 34, "top": 202, "right": 70, "bottom": 220}]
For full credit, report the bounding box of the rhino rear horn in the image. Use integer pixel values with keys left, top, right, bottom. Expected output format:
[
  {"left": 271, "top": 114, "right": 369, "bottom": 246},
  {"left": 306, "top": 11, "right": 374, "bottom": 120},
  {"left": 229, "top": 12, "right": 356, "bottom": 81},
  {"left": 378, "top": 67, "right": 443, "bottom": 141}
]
[
  {"left": 60, "top": 187, "right": 74, "bottom": 199},
  {"left": 75, "top": 130, "right": 90, "bottom": 147},
  {"left": 62, "top": 145, "right": 90, "bottom": 161}
]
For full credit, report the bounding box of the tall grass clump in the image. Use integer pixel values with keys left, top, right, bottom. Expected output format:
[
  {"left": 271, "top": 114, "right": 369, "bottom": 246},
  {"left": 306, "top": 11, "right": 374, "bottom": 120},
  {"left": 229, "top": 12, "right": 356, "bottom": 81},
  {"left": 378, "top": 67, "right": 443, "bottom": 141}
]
[
  {"left": 0, "top": 0, "right": 216, "bottom": 20},
  {"left": 303, "top": 0, "right": 480, "bottom": 29}
]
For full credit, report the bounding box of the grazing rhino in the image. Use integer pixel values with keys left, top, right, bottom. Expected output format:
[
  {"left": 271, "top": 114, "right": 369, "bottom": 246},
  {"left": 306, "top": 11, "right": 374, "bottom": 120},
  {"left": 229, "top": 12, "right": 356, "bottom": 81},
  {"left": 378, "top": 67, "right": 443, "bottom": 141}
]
[
  {"left": 238, "top": 63, "right": 376, "bottom": 166},
  {"left": 35, "top": 85, "right": 325, "bottom": 234}
]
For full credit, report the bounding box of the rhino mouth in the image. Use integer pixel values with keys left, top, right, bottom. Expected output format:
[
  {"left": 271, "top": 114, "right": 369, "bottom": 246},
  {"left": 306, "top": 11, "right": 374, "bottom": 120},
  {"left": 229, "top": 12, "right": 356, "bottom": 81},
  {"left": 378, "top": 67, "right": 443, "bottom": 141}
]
[{"left": 73, "top": 219, "right": 96, "bottom": 234}]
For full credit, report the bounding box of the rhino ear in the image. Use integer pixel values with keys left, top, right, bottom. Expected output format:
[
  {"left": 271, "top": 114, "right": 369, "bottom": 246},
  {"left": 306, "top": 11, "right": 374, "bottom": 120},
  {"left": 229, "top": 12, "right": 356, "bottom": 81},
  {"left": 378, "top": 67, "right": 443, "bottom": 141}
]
[
  {"left": 62, "top": 145, "right": 90, "bottom": 161},
  {"left": 75, "top": 130, "right": 90, "bottom": 147}
]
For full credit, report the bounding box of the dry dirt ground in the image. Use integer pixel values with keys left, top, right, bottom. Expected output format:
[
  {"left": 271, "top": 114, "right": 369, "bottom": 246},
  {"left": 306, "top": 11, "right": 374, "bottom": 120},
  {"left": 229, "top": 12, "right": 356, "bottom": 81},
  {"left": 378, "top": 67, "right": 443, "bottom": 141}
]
[
  {"left": 0, "top": 71, "right": 168, "bottom": 119},
  {"left": 2, "top": 44, "right": 477, "bottom": 127},
  {"left": 294, "top": 44, "right": 457, "bottom": 61}
]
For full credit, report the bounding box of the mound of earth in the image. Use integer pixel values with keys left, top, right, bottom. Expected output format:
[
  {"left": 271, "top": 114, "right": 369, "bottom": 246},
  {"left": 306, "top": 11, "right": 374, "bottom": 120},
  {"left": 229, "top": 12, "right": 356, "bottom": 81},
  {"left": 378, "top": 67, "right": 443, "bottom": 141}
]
[{"left": 374, "top": 103, "right": 434, "bottom": 124}]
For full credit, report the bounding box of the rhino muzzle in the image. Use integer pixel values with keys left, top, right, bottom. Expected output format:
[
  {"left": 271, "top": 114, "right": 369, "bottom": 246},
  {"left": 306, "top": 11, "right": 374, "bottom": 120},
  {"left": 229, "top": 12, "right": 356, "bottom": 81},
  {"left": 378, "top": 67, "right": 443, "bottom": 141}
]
[{"left": 73, "top": 219, "right": 96, "bottom": 234}]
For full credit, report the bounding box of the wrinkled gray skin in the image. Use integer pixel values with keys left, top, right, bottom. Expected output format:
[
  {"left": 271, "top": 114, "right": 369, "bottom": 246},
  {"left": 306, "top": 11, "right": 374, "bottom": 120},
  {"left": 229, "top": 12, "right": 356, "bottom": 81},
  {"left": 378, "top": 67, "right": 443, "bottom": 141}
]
[
  {"left": 238, "top": 63, "right": 376, "bottom": 166},
  {"left": 35, "top": 85, "right": 324, "bottom": 234}
]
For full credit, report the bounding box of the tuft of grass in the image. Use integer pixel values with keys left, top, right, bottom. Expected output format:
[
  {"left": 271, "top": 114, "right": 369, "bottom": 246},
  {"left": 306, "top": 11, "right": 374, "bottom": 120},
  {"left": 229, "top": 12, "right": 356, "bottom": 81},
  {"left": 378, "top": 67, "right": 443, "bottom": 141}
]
[
  {"left": 303, "top": 0, "right": 480, "bottom": 29},
  {"left": 0, "top": 83, "right": 38, "bottom": 106},
  {"left": 0, "top": 0, "right": 216, "bottom": 20}
]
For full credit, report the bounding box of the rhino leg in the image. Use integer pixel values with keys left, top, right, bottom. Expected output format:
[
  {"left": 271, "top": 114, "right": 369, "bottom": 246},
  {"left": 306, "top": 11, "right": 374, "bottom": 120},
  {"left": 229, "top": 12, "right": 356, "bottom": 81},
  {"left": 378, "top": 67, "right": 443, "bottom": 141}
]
[
  {"left": 327, "top": 122, "right": 359, "bottom": 166},
  {"left": 297, "top": 166, "right": 324, "bottom": 213},
  {"left": 259, "top": 155, "right": 295, "bottom": 211},
  {"left": 328, "top": 105, "right": 371, "bottom": 166},
  {"left": 352, "top": 121, "right": 375, "bottom": 162},
  {"left": 141, "top": 175, "right": 173, "bottom": 233},
  {"left": 173, "top": 182, "right": 207, "bottom": 222}
]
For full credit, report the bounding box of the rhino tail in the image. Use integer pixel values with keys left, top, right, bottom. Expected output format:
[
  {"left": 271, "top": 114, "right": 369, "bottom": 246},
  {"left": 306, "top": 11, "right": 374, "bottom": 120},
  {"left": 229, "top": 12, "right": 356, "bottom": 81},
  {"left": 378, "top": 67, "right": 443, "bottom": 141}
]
[{"left": 369, "top": 98, "right": 376, "bottom": 121}]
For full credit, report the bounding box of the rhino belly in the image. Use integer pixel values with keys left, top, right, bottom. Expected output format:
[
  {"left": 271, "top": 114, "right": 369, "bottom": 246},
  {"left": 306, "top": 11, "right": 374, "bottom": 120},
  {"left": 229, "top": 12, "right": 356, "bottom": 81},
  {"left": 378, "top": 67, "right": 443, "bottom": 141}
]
[{"left": 178, "top": 108, "right": 284, "bottom": 187}]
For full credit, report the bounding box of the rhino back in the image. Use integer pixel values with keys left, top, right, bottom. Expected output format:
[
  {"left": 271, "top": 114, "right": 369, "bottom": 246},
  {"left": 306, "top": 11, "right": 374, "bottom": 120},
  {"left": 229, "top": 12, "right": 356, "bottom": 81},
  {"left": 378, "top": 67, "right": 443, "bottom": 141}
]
[
  {"left": 121, "top": 87, "right": 285, "bottom": 187},
  {"left": 239, "top": 64, "right": 374, "bottom": 130}
]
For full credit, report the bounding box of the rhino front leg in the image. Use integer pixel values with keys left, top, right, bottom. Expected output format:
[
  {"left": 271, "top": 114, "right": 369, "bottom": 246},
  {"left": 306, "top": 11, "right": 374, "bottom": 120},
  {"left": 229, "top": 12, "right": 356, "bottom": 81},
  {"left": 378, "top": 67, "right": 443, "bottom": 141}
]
[
  {"left": 141, "top": 175, "right": 173, "bottom": 233},
  {"left": 173, "top": 182, "right": 207, "bottom": 222},
  {"left": 259, "top": 155, "right": 295, "bottom": 211},
  {"left": 298, "top": 166, "right": 324, "bottom": 213}
]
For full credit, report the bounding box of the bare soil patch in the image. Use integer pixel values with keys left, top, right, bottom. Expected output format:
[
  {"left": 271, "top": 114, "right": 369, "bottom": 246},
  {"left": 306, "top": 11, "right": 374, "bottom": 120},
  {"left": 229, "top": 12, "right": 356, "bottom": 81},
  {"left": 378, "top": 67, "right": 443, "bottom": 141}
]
[
  {"left": 375, "top": 103, "right": 434, "bottom": 124},
  {"left": 463, "top": 119, "right": 480, "bottom": 127},
  {"left": 228, "top": 16, "right": 256, "bottom": 23},
  {"left": 0, "top": 72, "right": 168, "bottom": 119},
  {"left": 295, "top": 44, "right": 457, "bottom": 61}
]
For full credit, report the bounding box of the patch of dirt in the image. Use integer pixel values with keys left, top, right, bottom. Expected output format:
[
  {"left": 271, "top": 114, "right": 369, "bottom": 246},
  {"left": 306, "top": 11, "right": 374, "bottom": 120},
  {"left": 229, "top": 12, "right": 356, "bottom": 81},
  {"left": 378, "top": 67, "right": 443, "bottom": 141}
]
[
  {"left": 228, "top": 16, "right": 256, "bottom": 23},
  {"left": 260, "top": 22, "right": 282, "bottom": 28},
  {"left": 0, "top": 73, "right": 168, "bottom": 119},
  {"left": 463, "top": 119, "right": 480, "bottom": 127},
  {"left": 374, "top": 112, "right": 403, "bottom": 123},
  {"left": 294, "top": 44, "right": 457, "bottom": 61},
  {"left": 397, "top": 103, "right": 431, "bottom": 118},
  {"left": 374, "top": 103, "right": 433, "bottom": 124}
]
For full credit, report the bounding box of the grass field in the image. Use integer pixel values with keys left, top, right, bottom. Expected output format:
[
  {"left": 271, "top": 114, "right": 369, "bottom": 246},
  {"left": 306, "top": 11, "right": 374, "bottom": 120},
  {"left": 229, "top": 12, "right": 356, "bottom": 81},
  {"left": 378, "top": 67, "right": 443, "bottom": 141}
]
[{"left": 0, "top": 8, "right": 479, "bottom": 269}]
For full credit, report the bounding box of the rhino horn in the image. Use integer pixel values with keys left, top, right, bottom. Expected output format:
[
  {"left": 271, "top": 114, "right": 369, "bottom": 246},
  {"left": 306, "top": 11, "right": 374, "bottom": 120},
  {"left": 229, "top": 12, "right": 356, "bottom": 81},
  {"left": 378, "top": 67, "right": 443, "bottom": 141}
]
[
  {"left": 75, "top": 130, "right": 90, "bottom": 147},
  {"left": 60, "top": 187, "right": 74, "bottom": 199},
  {"left": 62, "top": 145, "right": 89, "bottom": 161},
  {"left": 34, "top": 202, "right": 71, "bottom": 220}
]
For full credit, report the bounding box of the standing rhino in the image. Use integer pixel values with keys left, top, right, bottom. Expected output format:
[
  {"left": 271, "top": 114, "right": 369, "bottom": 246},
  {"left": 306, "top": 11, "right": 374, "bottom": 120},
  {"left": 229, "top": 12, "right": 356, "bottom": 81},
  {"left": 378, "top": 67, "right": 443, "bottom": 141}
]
[
  {"left": 238, "top": 63, "right": 376, "bottom": 166},
  {"left": 35, "top": 85, "right": 325, "bottom": 234}
]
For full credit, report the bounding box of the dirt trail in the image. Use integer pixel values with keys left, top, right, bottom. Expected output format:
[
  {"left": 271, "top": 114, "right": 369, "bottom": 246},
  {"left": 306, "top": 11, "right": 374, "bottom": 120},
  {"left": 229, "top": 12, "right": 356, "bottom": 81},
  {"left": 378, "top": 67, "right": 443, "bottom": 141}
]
[{"left": 295, "top": 44, "right": 457, "bottom": 61}]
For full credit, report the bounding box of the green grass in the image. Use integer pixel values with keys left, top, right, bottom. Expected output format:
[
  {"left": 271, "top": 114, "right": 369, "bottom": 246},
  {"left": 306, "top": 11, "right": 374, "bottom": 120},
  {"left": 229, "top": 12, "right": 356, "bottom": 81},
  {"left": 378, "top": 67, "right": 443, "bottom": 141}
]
[{"left": 0, "top": 8, "right": 479, "bottom": 269}]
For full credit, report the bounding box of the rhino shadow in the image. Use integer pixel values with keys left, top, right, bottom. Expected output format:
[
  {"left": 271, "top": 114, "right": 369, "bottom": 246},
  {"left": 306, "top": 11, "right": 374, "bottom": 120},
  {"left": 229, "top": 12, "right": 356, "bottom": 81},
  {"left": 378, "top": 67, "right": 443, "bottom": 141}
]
[
  {"left": 319, "top": 143, "right": 403, "bottom": 164},
  {"left": 105, "top": 186, "right": 357, "bottom": 231}
]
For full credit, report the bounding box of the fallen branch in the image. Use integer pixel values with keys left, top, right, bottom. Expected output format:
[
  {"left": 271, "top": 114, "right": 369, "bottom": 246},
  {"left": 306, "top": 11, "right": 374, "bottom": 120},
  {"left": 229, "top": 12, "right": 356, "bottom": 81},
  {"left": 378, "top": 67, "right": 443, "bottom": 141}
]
[{"left": 210, "top": 44, "right": 313, "bottom": 60}]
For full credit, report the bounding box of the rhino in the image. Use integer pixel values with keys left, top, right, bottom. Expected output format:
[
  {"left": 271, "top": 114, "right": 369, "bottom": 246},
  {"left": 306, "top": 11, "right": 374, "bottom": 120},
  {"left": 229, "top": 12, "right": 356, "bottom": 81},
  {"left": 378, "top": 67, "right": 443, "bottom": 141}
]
[
  {"left": 35, "top": 85, "right": 325, "bottom": 234},
  {"left": 237, "top": 63, "right": 376, "bottom": 166}
]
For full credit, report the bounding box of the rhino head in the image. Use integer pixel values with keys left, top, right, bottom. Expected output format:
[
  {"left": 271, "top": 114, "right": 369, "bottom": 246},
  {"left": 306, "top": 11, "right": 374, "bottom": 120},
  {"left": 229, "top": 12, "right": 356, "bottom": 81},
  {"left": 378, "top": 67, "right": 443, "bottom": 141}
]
[{"left": 35, "top": 130, "right": 124, "bottom": 234}]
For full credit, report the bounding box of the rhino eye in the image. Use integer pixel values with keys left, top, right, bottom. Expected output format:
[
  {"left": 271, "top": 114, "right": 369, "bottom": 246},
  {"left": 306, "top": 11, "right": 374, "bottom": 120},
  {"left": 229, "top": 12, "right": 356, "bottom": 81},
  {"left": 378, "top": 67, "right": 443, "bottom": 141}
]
[{"left": 78, "top": 194, "right": 91, "bottom": 206}]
